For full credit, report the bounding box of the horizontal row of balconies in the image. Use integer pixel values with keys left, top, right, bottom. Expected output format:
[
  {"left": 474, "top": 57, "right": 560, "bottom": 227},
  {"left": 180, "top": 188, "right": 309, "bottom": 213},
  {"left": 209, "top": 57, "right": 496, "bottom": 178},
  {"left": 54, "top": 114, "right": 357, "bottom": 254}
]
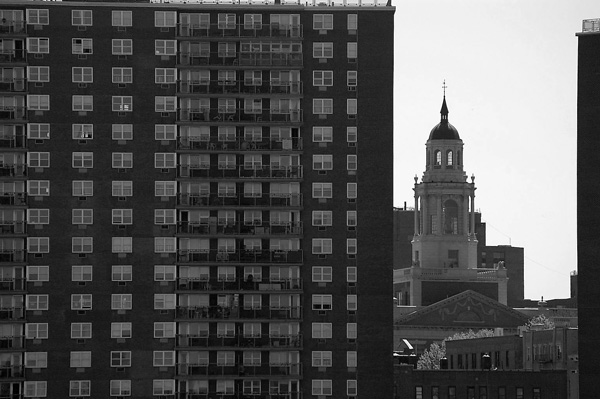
[
  {"left": 177, "top": 23, "right": 302, "bottom": 39},
  {"left": 177, "top": 221, "right": 302, "bottom": 236},
  {"left": 177, "top": 277, "right": 302, "bottom": 292},
  {"left": 170, "top": 393, "right": 300, "bottom": 399},
  {"left": 177, "top": 249, "right": 302, "bottom": 264},
  {"left": 177, "top": 362, "right": 301, "bottom": 377},
  {"left": 176, "top": 305, "right": 301, "bottom": 321},
  {"left": 178, "top": 194, "right": 301, "bottom": 208},
  {"left": 178, "top": 53, "right": 303, "bottom": 67},
  {"left": 178, "top": 138, "right": 301, "bottom": 152},
  {"left": 177, "top": 334, "right": 301, "bottom": 349},
  {"left": 178, "top": 109, "right": 302, "bottom": 123},
  {"left": 178, "top": 80, "right": 301, "bottom": 96},
  {"left": 179, "top": 165, "right": 302, "bottom": 180}
]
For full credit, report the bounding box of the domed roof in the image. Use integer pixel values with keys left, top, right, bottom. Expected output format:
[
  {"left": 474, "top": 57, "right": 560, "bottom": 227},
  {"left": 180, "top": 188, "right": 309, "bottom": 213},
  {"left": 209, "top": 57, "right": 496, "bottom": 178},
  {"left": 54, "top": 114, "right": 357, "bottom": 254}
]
[{"left": 428, "top": 96, "right": 461, "bottom": 141}]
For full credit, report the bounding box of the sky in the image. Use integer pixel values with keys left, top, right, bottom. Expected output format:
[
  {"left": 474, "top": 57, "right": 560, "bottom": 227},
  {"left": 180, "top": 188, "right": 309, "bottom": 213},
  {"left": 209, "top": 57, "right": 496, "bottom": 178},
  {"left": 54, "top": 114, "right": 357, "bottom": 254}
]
[{"left": 392, "top": 0, "right": 597, "bottom": 300}]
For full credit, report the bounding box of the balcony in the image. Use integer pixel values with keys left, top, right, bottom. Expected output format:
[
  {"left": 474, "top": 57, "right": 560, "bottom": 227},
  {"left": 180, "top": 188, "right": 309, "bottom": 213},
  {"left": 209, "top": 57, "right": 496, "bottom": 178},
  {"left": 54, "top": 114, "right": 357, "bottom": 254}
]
[
  {"left": 177, "top": 362, "right": 301, "bottom": 377},
  {"left": 0, "top": 23, "right": 25, "bottom": 35},
  {"left": 0, "top": 278, "right": 24, "bottom": 292},
  {"left": 0, "top": 222, "right": 24, "bottom": 235},
  {"left": 179, "top": 165, "right": 302, "bottom": 179},
  {"left": 177, "top": 23, "right": 303, "bottom": 39},
  {"left": 177, "top": 277, "right": 302, "bottom": 292},
  {"left": 0, "top": 134, "right": 25, "bottom": 149},
  {"left": 177, "top": 221, "right": 302, "bottom": 236},
  {"left": 0, "top": 165, "right": 24, "bottom": 178},
  {"left": 0, "top": 336, "right": 23, "bottom": 350},
  {"left": 0, "top": 79, "right": 24, "bottom": 93},
  {"left": 177, "top": 52, "right": 303, "bottom": 68},
  {"left": 178, "top": 80, "right": 302, "bottom": 96},
  {"left": 178, "top": 138, "right": 302, "bottom": 152},
  {"left": 0, "top": 365, "right": 21, "bottom": 378},
  {"left": 177, "top": 249, "right": 302, "bottom": 264},
  {"left": 178, "top": 108, "right": 302, "bottom": 123},
  {"left": 0, "top": 193, "right": 26, "bottom": 206},
  {"left": 394, "top": 266, "right": 508, "bottom": 283},
  {"left": 178, "top": 193, "right": 302, "bottom": 208},
  {"left": 175, "top": 305, "right": 302, "bottom": 321},
  {"left": 177, "top": 333, "right": 301, "bottom": 349},
  {"left": 0, "top": 307, "right": 23, "bottom": 321},
  {"left": 0, "top": 251, "right": 24, "bottom": 263},
  {"left": 0, "top": 51, "right": 25, "bottom": 64}
]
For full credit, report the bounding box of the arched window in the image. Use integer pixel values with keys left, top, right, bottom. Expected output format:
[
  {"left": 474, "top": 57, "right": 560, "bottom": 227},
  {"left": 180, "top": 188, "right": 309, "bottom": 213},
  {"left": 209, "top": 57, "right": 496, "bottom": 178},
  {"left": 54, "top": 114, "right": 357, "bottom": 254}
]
[
  {"left": 443, "top": 199, "right": 459, "bottom": 234},
  {"left": 434, "top": 150, "right": 442, "bottom": 168},
  {"left": 446, "top": 150, "right": 453, "bottom": 166}
]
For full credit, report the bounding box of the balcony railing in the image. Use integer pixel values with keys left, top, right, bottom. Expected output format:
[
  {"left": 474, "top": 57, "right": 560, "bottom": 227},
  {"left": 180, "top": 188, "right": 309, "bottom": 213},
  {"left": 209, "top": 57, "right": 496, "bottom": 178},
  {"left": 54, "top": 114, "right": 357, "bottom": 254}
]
[
  {"left": 0, "top": 22, "right": 25, "bottom": 35},
  {"left": 0, "top": 165, "right": 25, "bottom": 178},
  {"left": 177, "top": 249, "right": 302, "bottom": 264},
  {"left": 0, "top": 193, "right": 26, "bottom": 206},
  {"left": 0, "top": 250, "right": 24, "bottom": 263},
  {"left": 178, "top": 165, "right": 302, "bottom": 179},
  {"left": 0, "top": 222, "right": 24, "bottom": 235},
  {"left": 0, "top": 79, "right": 24, "bottom": 93},
  {"left": 0, "top": 135, "right": 25, "bottom": 149},
  {"left": 0, "top": 307, "right": 23, "bottom": 321},
  {"left": 0, "top": 335, "right": 23, "bottom": 349},
  {"left": 177, "top": 277, "right": 302, "bottom": 292},
  {"left": 178, "top": 80, "right": 302, "bottom": 95},
  {"left": 176, "top": 392, "right": 297, "bottom": 399},
  {"left": 178, "top": 108, "right": 302, "bottom": 123},
  {"left": 0, "top": 107, "right": 25, "bottom": 121},
  {"left": 178, "top": 138, "right": 301, "bottom": 151},
  {"left": 0, "top": 51, "right": 25, "bottom": 63},
  {"left": 177, "top": 221, "right": 302, "bottom": 236},
  {"left": 177, "top": 23, "right": 302, "bottom": 39},
  {"left": 0, "top": 278, "right": 24, "bottom": 292},
  {"left": 0, "top": 365, "right": 22, "bottom": 378},
  {"left": 177, "top": 362, "right": 301, "bottom": 377},
  {"left": 177, "top": 333, "right": 301, "bottom": 349},
  {"left": 175, "top": 305, "right": 302, "bottom": 320},
  {"left": 178, "top": 52, "right": 303, "bottom": 67},
  {"left": 178, "top": 193, "right": 302, "bottom": 208}
]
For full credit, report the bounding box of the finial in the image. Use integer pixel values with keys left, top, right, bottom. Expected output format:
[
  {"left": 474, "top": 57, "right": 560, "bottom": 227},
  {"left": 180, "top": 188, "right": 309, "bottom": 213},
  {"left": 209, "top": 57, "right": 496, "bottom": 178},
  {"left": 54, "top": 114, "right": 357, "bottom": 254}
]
[{"left": 442, "top": 80, "right": 447, "bottom": 97}]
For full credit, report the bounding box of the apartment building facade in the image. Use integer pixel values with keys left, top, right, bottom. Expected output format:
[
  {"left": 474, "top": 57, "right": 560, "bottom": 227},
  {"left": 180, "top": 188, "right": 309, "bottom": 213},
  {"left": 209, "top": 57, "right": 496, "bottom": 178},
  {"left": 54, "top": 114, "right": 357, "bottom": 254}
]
[{"left": 0, "top": 1, "right": 395, "bottom": 398}]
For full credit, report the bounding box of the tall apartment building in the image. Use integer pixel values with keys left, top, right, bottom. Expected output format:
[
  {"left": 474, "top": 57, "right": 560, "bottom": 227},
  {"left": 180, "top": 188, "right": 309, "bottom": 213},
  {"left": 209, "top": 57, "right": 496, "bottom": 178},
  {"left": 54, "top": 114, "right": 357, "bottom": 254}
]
[
  {"left": 576, "top": 17, "right": 600, "bottom": 399},
  {"left": 0, "top": 1, "right": 395, "bottom": 398}
]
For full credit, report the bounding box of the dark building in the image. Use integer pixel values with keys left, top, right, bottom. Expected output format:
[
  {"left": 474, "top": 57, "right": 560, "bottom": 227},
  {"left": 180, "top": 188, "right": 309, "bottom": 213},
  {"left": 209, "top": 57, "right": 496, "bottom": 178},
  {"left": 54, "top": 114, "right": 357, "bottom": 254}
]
[
  {"left": 576, "top": 17, "right": 600, "bottom": 399},
  {"left": 0, "top": 1, "right": 395, "bottom": 398}
]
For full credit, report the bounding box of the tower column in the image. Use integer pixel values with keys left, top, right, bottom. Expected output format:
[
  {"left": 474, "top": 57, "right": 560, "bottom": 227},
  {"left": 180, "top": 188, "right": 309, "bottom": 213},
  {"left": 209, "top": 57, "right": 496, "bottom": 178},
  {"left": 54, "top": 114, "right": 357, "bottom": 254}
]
[
  {"left": 437, "top": 195, "right": 442, "bottom": 235},
  {"left": 470, "top": 193, "right": 476, "bottom": 236},
  {"left": 414, "top": 193, "right": 419, "bottom": 235},
  {"left": 462, "top": 194, "right": 469, "bottom": 236}
]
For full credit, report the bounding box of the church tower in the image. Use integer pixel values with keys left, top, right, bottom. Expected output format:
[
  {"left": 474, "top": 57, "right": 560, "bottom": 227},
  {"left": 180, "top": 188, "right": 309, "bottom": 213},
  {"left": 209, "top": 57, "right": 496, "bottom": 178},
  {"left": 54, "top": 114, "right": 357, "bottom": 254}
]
[{"left": 411, "top": 93, "right": 479, "bottom": 270}]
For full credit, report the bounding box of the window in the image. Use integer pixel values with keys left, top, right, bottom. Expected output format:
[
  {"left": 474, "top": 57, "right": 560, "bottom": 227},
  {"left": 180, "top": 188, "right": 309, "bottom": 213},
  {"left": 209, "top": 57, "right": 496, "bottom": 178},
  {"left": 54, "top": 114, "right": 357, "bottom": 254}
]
[
  {"left": 312, "top": 266, "right": 332, "bottom": 282},
  {"left": 28, "top": 209, "right": 49, "bottom": 225},
  {"left": 347, "top": 351, "right": 357, "bottom": 367},
  {"left": 28, "top": 124, "right": 50, "bottom": 139},
  {"left": 155, "top": 237, "right": 176, "bottom": 253},
  {"left": 218, "top": 13, "right": 236, "bottom": 29},
  {"left": 312, "top": 183, "right": 332, "bottom": 198},
  {"left": 155, "top": 40, "right": 176, "bottom": 55},
  {"left": 112, "top": 124, "right": 133, "bottom": 141},
  {"left": 313, "top": 43, "right": 333, "bottom": 58},
  {"left": 155, "top": 125, "right": 177, "bottom": 140},
  {"left": 112, "top": 181, "right": 132, "bottom": 196},
  {"left": 155, "top": 11, "right": 176, "bottom": 27},
  {"left": 72, "top": 152, "right": 93, "bottom": 168},
  {"left": 111, "top": 351, "right": 131, "bottom": 367},
  {"left": 312, "top": 351, "right": 332, "bottom": 367},
  {"left": 347, "top": 155, "right": 357, "bottom": 170},
  {"left": 348, "top": 14, "right": 358, "bottom": 30},
  {"left": 72, "top": 10, "right": 92, "bottom": 26},
  {"left": 69, "top": 381, "right": 91, "bottom": 397},
  {"left": 155, "top": 96, "right": 177, "bottom": 112},
  {"left": 71, "top": 294, "right": 92, "bottom": 310},
  {"left": 347, "top": 70, "right": 357, "bottom": 87},
  {"left": 28, "top": 95, "right": 49, "bottom": 111},
  {"left": 312, "top": 295, "right": 332, "bottom": 310},
  {"left": 313, "top": 126, "right": 333, "bottom": 142},
  {"left": 312, "top": 380, "right": 332, "bottom": 396},
  {"left": 111, "top": 322, "right": 132, "bottom": 339},
  {"left": 27, "top": 266, "right": 49, "bottom": 282},
  {"left": 347, "top": 126, "right": 357, "bottom": 143},
  {"left": 155, "top": 181, "right": 176, "bottom": 197},
  {"left": 27, "top": 9, "right": 49, "bottom": 25},
  {"left": 73, "top": 181, "right": 93, "bottom": 197},
  {"left": 27, "top": 237, "right": 49, "bottom": 253},
  {"left": 72, "top": 265, "right": 92, "bottom": 282},
  {"left": 71, "top": 323, "right": 92, "bottom": 339},
  {"left": 112, "top": 67, "right": 132, "bottom": 84},
  {"left": 72, "top": 95, "right": 93, "bottom": 111},
  {"left": 70, "top": 351, "right": 91, "bottom": 368},
  {"left": 112, "top": 209, "right": 133, "bottom": 225},
  {"left": 26, "top": 323, "right": 48, "bottom": 339},
  {"left": 516, "top": 388, "right": 524, "bottom": 399},
  {"left": 112, "top": 96, "right": 132, "bottom": 112},
  {"left": 110, "top": 380, "right": 131, "bottom": 396},
  {"left": 312, "top": 323, "right": 332, "bottom": 339},
  {"left": 27, "top": 38, "right": 49, "bottom": 54},
  {"left": 72, "top": 209, "right": 93, "bottom": 225},
  {"left": 153, "top": 351, "right": 175, "bottom": 367},
  {"left": 347, "top": 295, "right": 357, "bottom": 311},
  {"left": 312, "top": 211, "right": 332, "bottom": 226},
  {"left": 347, "top": 210, "right": 357, "bottom": 226},
  {"left": 313, "top": 14, "right": 333, "bottom": 30},
  {"left": 24, "top": 381, "right": 46, "bottom": 397},
  {"left": 72, "top": 38, "right": 93, "bottom": 54},
  {"left": 154, "top": 380, "right": 175, "bottom": 396},
  {"left": 313, "top": 99, "right": 333, "bottom": 114},
  {"left": 313, "top": 155, "right": 333, "bottom": 170},
  {"left": 112, "top": 10, "right": 132, "bottom": 27},
  {"left": 347, "top": 238, "right": 357, "bottom": 255},
  {"left": 28, "top": 180, "right": 50, "bottom": 196},
  {"left": 154, "top": 322, "right": 175, "bottom": 338},
  {"left": 112, "top": 39, "right": 132, "bottom": 55},
  {"left": 348, "top": 42, "right": 357, "bottom": 59},
  {"left": 347, "top": 183, "right": 357, "bottom": 198},
  {"left": 26, "top": 295, "right": 48, "bottom": 310},
  {"left": 112, "top": 153, "right": 133, "bottom": 169},
  {"left": 154, "top": 294, "right": 176, "bottom": 310},
  {"left": 28, "top": 66, "right": 49, "bottom": 82},
  {"left": 313, "top": 71, "right": 333, "bottom": 86},
  {"left": 112, "top": 265, "right": 132, "bottom": 282},
  {"left": 72, "top": 125, "right": 93, "bottom": 141},
  {"left": 243, "top": 70, "right": 261, "bottom": 86},
  {"left": 154, "top": 265, "right": 176, "bottom": 281},
  {"left": 154, "top": 209, "right": 176, "bottom": 225},
  {"left": 347, "top": 380, "right": 358, "bottom": 396},
  {"left": 155, "top": 68, "right": 177, "bottom": 84},
  {"left": 111, "top": 294, "right": 132, "bottom": 310},
  {"left": 155, "top": 153, "right": 176, "bottom": 168},
  {"left": 112, "top": 237, "right": 132, "bottom": 253},
  {"left": 244, "top": 14, "right": 262, "bottom": 29},
  {"left": 347, "top": 323, "right": 357, "bottom": 339},
  {"left": 347, "top": 99, "right": 357, "bottom": 115}
]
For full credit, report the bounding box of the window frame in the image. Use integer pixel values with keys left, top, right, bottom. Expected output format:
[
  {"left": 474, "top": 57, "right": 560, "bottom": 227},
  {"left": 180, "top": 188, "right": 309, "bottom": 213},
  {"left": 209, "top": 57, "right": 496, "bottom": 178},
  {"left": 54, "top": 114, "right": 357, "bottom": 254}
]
[{"left": 72, "top": 10, "right": 93, "bottom": 26}]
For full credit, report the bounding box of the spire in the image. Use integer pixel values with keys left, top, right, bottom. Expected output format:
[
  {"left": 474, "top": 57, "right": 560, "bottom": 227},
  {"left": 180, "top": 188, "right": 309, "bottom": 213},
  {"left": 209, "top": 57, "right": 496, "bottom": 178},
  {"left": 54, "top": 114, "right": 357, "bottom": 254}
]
[{"left": 440, "top": 80, "right": 449, "bottom": 122}]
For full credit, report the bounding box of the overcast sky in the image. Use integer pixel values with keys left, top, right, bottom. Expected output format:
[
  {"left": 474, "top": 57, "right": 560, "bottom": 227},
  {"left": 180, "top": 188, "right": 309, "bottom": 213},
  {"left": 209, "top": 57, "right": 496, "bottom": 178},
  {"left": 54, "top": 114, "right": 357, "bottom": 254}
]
[{"left": 392, "top": 0, "right": 596, "bottom": 300}]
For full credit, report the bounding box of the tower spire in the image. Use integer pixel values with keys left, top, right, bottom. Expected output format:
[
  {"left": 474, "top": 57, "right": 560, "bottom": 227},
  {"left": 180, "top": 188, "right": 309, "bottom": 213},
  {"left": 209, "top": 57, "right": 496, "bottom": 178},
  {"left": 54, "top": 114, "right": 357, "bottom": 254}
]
[{"left": 440, "top": 80, "right": 449, "bottom": 122}]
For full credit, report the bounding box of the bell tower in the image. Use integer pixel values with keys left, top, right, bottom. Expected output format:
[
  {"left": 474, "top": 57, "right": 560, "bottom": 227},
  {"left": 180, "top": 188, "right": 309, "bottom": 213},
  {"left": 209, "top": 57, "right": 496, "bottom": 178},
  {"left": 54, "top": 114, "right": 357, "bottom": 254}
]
[{"left": 411, "top": 90, "right": 478, "bottom": 270}]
